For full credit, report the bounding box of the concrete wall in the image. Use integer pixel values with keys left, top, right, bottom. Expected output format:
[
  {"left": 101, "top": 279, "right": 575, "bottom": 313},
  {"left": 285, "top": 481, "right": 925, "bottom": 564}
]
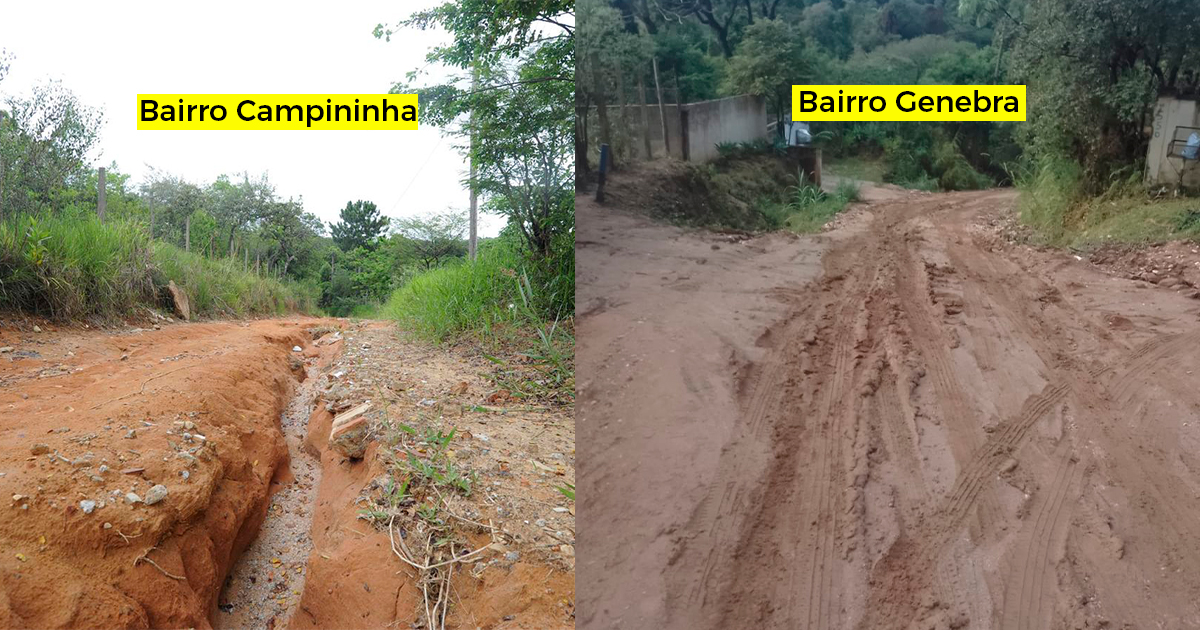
[
  {"left": 1146, "top": 96, "right": 1200, "bottom": 188},
  {"left": 582, "top": 94, "right": 768, "bottom": 165},
  {"left": 583, "top": 103, "right": 685, "bottom": 163},
  {"left": 681, "top": 95, "right": 768, "bottom": 163}
]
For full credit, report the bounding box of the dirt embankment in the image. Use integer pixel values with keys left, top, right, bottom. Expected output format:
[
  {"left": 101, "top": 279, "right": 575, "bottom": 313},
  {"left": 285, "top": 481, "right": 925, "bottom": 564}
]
[
  {"left": 0, "top": 316, "right": 576, "bottom": 630},
  {"left": 0, "top": 318, "right": 323, "bottom": 628},
  {"left": 581, "top": 168, "right": 1200, "bottom": 629}
]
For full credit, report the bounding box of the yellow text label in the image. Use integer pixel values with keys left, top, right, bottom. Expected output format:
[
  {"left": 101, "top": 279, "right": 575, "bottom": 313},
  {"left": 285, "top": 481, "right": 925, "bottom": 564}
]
[
  {"left": 791, "top": 85, "right": 1026, "bottom": 121},
  {"left": 136, "top": 94, "right": 418, "bottom": 130}
]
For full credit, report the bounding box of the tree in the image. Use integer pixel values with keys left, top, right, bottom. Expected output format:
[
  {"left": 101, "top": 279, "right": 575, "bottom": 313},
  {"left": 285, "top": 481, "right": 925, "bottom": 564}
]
[
  {"left": 383, "top": 0, "right": 574, "bottom": 260},
  {"left": 139, "top": 169, "right": 205, "bottom": 244},
  {"left": 801, "top": 2, "right": 854, "bottom": 61},
  {"left": 578, "top": 0, "right": 653, "bottom": 176},
  {"left": 208, "top": 172, "right": 276, "bottom": 257},
  {"left": 1006, "top": 0, "right": 1200, "bottom": 189},
  {"left": 392, "top": 211, "right": 468, "bottom": 269},
  {"left": 330, "top": 200, "right": 388, "bottom": 252},
  {"left": 260, "top": 199, "right": 323, "bottom": 278},
  {"left": 471, "top": 55, "right": 574, "bottom": 257},
  {"left": 0, "top": 79, "right": 104, "bottom": 216},
  {"left": 723, "top": 19, "right": 813, "bottom": 135}
]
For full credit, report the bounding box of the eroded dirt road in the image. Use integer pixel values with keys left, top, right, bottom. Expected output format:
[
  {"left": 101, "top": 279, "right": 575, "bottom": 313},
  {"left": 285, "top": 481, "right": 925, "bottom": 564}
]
[
  {"left": 0, "top": 317, "right": 575, "bottom": 629},
  {"left": 579, "top": 184, "right": 1200, "bottom": 629}
]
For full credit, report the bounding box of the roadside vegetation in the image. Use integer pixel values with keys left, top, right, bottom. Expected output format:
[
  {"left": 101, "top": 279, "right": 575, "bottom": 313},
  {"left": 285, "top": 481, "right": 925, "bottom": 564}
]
[
  {"left": 0, "top": 35, "right": 572, "bottom": 332},
  {"left": 366, "top": 3, "right": 575, "bottom": 627},
  {"left": 378, "top": 0, "right": 575, "bottom": 402},
  {"left": 0, "top": 212, "right": 315, "bottom": 319},
  {"left": 1019, "top": 158, "right": 1200, "bottom": 248}
]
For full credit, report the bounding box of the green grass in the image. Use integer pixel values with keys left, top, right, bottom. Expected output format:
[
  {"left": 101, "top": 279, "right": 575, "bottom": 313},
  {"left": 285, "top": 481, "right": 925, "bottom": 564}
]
[
  {"left": 0, "top": 211, "right": 316, "bottom": 319},
  {"left": 825, "top": 156, "right": 887, "bottom": 183},
  {"left": 152, "top": 243, "right": 317, "bottom": 317},
  {"left": 774, "top": 176, "right": 860, "bottom": 233},
  {"left": 382, "top": 240, "right": 574, "bottom": 404},
  {"left": 1017, "top": 156, "right": 1200, "bottom": 248},
  {"left": 1061, "top": 197, "right": 1200, "bottom": 247},
  {"left": 382, "top": 250, "right": 522, "bottom": 342}
]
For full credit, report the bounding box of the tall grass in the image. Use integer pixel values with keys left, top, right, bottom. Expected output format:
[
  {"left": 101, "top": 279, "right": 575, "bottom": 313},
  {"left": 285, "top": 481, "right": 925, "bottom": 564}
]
[
  {"left": 152, "top": 243, "right": 317, "bottom": 317},
  {"left": 382, "top": 236, "right": 574, "bottom": 403},
  {"left": 382, "top": 247, "right": 524, "bottom": 342},
  {"left": 0, "top": 212, "right": 316, "bottom": 319},
  {"left": 1016, "top": 156, "right": 1200, "bottom": 247},
  {"left": 0, "top": 213, "right": 155, "bottom": 318},
  {"left": 1017, "top": 157, "right": 1084, "bottom": 244}
]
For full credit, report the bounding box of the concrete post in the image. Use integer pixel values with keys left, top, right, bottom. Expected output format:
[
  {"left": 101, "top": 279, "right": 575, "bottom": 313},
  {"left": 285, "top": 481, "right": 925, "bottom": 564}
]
[{"left": 468, "top": 67, "right": 478, "bottom": 261}]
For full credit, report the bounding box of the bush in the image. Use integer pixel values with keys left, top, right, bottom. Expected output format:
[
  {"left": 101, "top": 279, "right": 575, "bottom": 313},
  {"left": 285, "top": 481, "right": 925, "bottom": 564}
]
[
  {"left": 780, "top": 173, "right": 860, "bottom": 232},
  {"left": 382, "top": 243, "right": 523, "bottom": 342}
]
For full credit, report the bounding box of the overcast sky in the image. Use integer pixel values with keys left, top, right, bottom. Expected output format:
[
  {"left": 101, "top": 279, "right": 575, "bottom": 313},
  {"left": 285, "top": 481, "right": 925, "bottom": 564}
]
[{"left": 0, "top": 0, "right": 505, "bottom": 236}]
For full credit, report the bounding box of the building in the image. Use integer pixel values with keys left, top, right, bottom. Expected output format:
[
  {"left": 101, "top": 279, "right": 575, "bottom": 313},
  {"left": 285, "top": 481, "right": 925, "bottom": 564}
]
[{"left": 1145, "top": 95, "right": 1200, "bottom": 188}]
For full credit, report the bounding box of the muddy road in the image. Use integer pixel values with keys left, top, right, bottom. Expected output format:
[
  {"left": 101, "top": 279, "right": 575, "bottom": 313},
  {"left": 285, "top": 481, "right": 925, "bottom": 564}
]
[{"left": 579, "top": 185, "right": 1200, "bottom": 629}]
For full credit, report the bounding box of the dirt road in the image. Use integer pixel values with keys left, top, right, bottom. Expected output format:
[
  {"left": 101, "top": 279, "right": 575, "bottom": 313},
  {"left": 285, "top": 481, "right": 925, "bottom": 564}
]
[
  {"left": 0, "top": 317, "right": 575, "bottom": 629},
  {"left": 579, "top": 184, "right": 1200, "bottom": 629}
]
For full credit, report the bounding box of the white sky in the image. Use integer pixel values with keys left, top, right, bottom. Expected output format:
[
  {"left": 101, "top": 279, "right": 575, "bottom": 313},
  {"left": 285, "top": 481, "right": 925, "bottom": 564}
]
[{"left": 0, "top": 0, "right": 505, "bottom": 237}]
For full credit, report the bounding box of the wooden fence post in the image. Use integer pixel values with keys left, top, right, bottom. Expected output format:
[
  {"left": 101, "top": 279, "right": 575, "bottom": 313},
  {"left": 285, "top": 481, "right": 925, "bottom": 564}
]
[
  {"left": 596, "top": 144, "right": 610, "bottom": 203},
  {"left": 637, "top": 74, "right": 653, "bottom": 159},
  {"left": 97, "top": 167, "right": 107, "bottom": 222},
  {"left": 653, "top": 58, "right": 670, "bottom": 157}
]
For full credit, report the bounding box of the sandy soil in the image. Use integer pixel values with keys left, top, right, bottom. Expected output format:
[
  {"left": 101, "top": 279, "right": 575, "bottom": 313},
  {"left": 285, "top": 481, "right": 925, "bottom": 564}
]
[{"left": 579, "top": 177, "right": 1200, "bottom": 629}]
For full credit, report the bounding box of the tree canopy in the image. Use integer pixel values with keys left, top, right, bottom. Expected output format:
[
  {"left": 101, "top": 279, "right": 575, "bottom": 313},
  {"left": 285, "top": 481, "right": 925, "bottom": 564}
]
[{"left": 330, "top": 200, "right": 388, "bottom": 252}]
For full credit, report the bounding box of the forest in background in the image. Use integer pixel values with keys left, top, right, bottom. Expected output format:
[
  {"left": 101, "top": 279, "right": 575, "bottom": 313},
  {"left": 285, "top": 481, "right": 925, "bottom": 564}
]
[{"left": 578, "top": 0, "right": 1200, "bottom": 244}]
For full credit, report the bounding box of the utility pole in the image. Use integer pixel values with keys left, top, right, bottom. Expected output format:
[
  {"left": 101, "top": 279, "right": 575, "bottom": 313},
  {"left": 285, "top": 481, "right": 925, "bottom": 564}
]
[
  {"left": 468, "top": 67, "right": 479, "bottom": 262},
  {"left": 97, "top": 167, "right": 107, "bottom": 222}
]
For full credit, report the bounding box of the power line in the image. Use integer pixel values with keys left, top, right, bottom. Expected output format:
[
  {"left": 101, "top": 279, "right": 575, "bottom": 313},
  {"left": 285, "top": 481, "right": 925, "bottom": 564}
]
[{"left": 385, "top": 133, "right": 445, "bottom": 215}]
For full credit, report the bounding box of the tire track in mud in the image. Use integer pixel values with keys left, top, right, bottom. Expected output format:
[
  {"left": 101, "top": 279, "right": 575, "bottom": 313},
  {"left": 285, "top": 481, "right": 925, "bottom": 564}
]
[
  {"left": 799, "top": 282, "right": 865, "bottom": 630},
  {"left": 1001, "top": 444, "right": 1081, "bottom": 630},
  {"left": 669, "top": 295, "right": 825, "bottom": 622},
  {"left": 859, "top": 201, "right": 1200, "bottom": 628}
]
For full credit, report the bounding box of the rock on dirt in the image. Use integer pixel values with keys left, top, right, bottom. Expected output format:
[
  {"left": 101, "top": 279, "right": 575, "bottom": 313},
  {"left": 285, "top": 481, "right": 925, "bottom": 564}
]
[
  {"left": 165, "top": 280, "right": 190, "bottom": 321},
  {"left": 144, "top": 484, "right": 168, "bottom": 505},
  {"left": 328, "top": 401, "right": 372, "bottom": 459}
]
